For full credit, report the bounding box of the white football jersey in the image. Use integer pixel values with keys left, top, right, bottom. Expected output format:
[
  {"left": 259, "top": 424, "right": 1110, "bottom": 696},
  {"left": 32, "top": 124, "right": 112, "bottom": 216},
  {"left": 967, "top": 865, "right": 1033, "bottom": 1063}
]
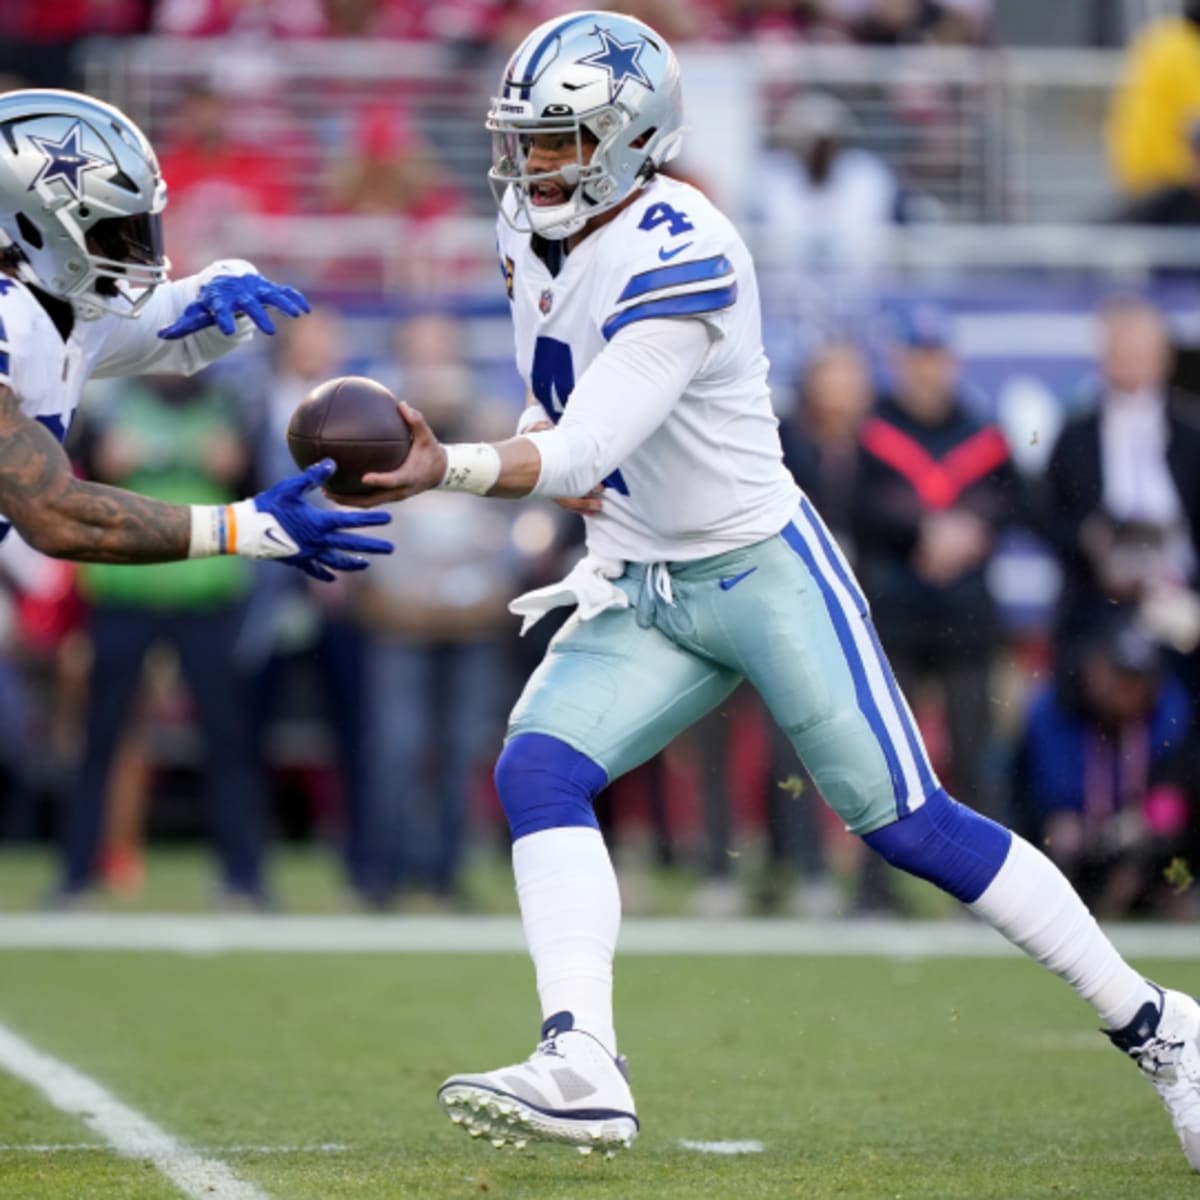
[
  {"left": 498, "top": 174, "right": 799, "bottom": 563},
  {"left": 0, "top": 262, "right": 253, "bottom": 540}
]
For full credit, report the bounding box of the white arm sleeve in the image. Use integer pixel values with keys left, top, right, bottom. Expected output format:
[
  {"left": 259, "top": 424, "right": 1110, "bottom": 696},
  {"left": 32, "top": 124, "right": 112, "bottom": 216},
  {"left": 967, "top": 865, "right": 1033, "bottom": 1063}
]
[
  {"left": 523, "top": 317, "right": 713, "bottom": 498},
  {"left": 91, "top": 258, "right": 259, "bottom": 380}
]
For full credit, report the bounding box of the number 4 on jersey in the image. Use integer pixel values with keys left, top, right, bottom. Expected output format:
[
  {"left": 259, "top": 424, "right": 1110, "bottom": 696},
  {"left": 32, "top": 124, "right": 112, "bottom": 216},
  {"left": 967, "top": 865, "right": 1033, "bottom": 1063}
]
[
  {"left": 638, "top": 203, "right": 694, "bottom": 237},
  {"left": 530, "top": 336, "right": 629, "bottom": 496}
]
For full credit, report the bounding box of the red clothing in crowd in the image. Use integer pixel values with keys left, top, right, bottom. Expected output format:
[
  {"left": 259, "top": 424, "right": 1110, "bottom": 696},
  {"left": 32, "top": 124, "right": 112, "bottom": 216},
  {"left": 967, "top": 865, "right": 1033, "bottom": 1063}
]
[
  {"left": 151, "top": 0, "right": 507, "bottom": 40},
  {"left": 7, "top": 0, "right": 147, "bottom": 38},
  {"left": 158, "top": 138, "right": 294, "bottom": 215}
]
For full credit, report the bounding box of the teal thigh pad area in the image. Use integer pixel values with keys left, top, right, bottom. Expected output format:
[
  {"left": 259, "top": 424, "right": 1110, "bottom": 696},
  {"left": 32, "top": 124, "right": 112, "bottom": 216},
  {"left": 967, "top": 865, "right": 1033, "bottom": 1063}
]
[
  {"left": 506, "top": 592, "right": 740, "bottom": 782},
  {"left": 668, "top": 530, "right": 929, "bottom": 834},
  {"left": 508, "top": 507, "right": 935, "bottom": 833}
]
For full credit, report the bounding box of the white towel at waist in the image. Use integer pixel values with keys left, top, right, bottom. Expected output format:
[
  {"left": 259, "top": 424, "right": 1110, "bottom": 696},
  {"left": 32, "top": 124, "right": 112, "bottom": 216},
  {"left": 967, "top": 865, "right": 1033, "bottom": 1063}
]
[{"left": 508, "top": 555, "right": 629, "bottom": 636}]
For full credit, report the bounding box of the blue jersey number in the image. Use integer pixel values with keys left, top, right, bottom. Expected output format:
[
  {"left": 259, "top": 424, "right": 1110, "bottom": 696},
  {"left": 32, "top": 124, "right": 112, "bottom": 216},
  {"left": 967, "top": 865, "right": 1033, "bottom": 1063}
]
[
  {"left": 638, "top": 202, "right": 694, "bottom": 238},
  {"left": 530, "top": 336, "right": 629, "bottom": 496}
]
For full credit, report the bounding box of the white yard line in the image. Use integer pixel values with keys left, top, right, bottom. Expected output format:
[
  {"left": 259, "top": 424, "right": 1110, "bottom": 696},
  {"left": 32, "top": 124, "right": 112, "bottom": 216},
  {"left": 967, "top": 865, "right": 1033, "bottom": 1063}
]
[
  {"left": 0, "top": 1021, "right": 270, "bottom": 1200},
  {"left": 0, "top": 914, "right": 1195, "bottom": 959}
]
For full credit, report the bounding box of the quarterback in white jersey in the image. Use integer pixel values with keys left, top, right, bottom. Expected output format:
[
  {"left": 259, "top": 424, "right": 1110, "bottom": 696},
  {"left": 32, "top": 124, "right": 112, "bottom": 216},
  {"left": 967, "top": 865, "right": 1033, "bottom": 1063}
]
[
  {"left": 497, "top": 172, "right": 798, "bottom": 562},
  {"left": 0, "top": 89, "right": 390, "bottom": 577},
  {"left": 356, "top": 11, "right": 1200, "bottom": 1170}
]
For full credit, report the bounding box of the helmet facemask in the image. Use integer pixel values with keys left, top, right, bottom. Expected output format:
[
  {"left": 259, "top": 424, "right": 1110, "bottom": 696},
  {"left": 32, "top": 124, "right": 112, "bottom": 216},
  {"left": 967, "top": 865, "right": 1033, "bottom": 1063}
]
[
  {"left": 488, "top": 105, "right": 633, "bottom": 240},
  {"left": 20, "top": 162, "right": 170, "bottom": 320}
]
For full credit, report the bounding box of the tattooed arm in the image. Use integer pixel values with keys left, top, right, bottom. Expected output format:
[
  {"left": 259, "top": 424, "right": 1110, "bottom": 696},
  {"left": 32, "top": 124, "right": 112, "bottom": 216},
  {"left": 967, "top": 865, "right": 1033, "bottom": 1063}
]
[{"left": 0, "top": 383, "right": 189, "bottom": 563}]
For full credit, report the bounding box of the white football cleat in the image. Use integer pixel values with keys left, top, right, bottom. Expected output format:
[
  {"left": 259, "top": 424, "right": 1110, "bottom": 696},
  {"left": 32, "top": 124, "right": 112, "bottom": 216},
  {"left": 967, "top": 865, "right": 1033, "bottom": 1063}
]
[
  {"left": 437, "top": 1011, "right": 639, "bottom": 1154},
  {"left": 1107, "top": 984, "right": 1200, "bottom": 1170}
]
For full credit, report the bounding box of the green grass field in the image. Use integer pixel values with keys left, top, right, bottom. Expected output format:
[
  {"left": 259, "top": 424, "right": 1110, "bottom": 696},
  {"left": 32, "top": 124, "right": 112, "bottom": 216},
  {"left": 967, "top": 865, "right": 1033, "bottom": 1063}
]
[{"left": 0, "top": 943, "right": 1197, "bottom": 1199}]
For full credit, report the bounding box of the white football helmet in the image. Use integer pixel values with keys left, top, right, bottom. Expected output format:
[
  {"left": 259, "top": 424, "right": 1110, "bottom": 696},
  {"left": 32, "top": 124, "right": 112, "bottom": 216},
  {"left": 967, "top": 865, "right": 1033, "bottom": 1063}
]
[
  {"left": 487, "top": 11, "right": 684, "bottom": 240},
  {"left": 0, "top": 89, "right": 170, "bottom": 320}
]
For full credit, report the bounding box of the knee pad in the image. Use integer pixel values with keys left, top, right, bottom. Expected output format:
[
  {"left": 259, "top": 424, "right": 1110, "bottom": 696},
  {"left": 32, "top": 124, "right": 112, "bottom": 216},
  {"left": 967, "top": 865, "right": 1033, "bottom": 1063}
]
[
  {"left": 493, "top": 732, "right": 608, "bottom": 841},
  {"left": 863, "top": 788, "right": 1012, "bottom": 903}
]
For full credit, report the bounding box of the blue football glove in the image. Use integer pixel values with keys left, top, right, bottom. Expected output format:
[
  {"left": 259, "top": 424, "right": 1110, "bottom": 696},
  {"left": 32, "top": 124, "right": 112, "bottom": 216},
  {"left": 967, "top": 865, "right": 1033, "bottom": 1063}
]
[
  {"left": 254, "top": 460, "right": 393, "bottom": 583},
  {"left": 158, "top": 273, "right": 311, "bottom": 340}
]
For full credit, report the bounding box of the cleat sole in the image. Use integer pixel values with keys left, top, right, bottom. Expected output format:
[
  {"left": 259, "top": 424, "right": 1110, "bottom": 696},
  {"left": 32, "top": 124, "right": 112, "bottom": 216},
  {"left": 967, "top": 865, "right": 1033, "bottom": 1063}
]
[{"left": 438, "top": 1082, "right": 638, "bottom": 1155}]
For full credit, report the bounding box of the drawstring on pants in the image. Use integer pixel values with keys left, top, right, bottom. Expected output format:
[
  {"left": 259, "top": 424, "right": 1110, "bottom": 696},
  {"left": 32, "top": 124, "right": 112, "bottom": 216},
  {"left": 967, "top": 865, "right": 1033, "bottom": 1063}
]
[{"left": 636, "top": 562, "right": 675, "bottom": 628}]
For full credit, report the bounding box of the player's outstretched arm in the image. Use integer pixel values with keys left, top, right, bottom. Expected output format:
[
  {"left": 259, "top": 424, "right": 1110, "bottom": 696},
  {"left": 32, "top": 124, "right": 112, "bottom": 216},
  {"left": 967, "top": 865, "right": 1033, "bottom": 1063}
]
[
  {"left": 346, "top": 401, "right": 542, "bottom": 504},
  {"left": 0, "top": 384, "right": 392, "bottom": 576},
  {"left": 0, "top": 383, "right": 191, "bottom": 560},
  {"left": 343, "top": 318, "right": 712, "bottom": 509}
]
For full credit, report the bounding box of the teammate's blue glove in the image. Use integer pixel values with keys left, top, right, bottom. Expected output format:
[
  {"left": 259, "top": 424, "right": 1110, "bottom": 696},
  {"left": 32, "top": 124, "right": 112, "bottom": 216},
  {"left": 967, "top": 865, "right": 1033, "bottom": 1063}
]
[
  {"left": 252, "top": 460, "right": 393, "bottom": 583},
  {"left": 157, "top": 273, "right": 311, "bottom": 340}
]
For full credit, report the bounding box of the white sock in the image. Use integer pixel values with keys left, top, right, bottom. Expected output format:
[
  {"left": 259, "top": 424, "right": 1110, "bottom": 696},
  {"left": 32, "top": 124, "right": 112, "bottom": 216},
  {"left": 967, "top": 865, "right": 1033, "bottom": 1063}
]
[
  {"left": 512, "top": 826, "right": 620, "bottom": 1056},
  {"left": 969, "top": 833, "right": 1158, "bottom": 1030}
]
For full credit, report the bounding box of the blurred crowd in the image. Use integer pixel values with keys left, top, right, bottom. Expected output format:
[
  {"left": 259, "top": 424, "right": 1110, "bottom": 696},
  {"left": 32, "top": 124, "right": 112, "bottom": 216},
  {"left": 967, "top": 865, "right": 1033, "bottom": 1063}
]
[
  {"left": 0, "top": 0, "right": 1199, "bottom": 921},
  {"left": 0, "top": 0, "right": 995, "bottom": 280},
  {"left": 0, "top": 292, "right": 1195, "bottom": 922},
  {"left": 4, "top": 1, "right": 993, "bottom": 49}
]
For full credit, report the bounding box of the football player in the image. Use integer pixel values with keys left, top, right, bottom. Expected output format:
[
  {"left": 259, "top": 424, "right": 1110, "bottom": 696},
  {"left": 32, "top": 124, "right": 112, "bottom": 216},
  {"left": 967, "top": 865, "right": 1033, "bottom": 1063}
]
[
  {"left": 349, "top": 12, "right": 1200, "bottom": 1166},
  {"left": 0, "top": 89, "right": 390, "bottom": 578}
]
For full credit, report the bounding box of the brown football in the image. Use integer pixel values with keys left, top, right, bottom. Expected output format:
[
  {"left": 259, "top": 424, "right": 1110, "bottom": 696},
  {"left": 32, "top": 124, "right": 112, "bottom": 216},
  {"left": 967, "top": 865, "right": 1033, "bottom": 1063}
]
[{"left": 286, "top": 376, "right": 412, "bottom": 496}]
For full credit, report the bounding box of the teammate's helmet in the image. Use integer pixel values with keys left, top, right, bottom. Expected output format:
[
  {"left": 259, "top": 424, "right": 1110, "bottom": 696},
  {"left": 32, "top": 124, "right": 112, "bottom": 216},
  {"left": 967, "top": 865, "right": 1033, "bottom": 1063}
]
[
  {"left": 0, "top": 89, "right": 169, "bottom": 320},
  {"left": 487, "top": 11, "right": 684, "bottom": 240}
]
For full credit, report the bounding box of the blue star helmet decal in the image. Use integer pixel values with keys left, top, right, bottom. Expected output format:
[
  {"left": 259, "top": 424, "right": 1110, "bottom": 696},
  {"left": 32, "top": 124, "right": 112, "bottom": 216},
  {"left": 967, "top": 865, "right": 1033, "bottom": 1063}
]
[
  {"left": 576, "top": 25, "right": 655, "bottom": 104},
  {"left": 28, "top": 121, "right": 109, "bottom": 201}
]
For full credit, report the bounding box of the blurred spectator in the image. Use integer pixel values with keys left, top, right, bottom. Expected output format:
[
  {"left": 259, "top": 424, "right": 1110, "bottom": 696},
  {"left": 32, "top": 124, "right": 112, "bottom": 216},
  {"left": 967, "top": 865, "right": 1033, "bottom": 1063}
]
[
  {"left": 352, "top": 313, "right": 546, "bottom": 904},
  {"left": 853, "top": 304, "right": 1023, "bottom": 819},
  {"left": 153, "top": 0, "right": 327, "bottom": 37},
  {"left": 608, "top": 0, "right": 731, "bottom": 41},
  {"left": 152, "top": 0, "right": 508, "bottom": 42},
  {"left": 1106, "top": 0, "right": 1200, "bottom": 197},
  {"left": 853, "top": 0, "right": 988, "bottom": 45},
  {"left": 318, "top": 0, "right": 508, "bottom": 42},
  {"left": 1036, "top": 296, "right": 1200, "bottom": 669},
  {"left": 1113, "top": 120, "right": 1200, "bottom": 227},
  {"left": 325, "top": 103, "right": 464, "bottom": 219},
  {"left": 749, "top": 91, "right": 901, "bottom": 281},
  {"left": 241, "top": 308, "right": 374, "bottom": 900},
  {"left": 1012, "top": 616, "right": 1194, "bottom": 918},
  {"left": 159, "top": 85, "right": 294, "bottom": 214},
  {"left": 780, "top": 341, "right": 875, "bottom": 553},
  {"left": 0, "top": 1, "right": 147, "bottom": 88},
  {"left": 0, "top": 534, "right": 73, "bottom": 841},
  {"left": 157, "top": 84, "right": 297, "bottom": 272},
  {"left": 55, "top": 375, "right": 268, "bottom": 908},
  {"left": 725, "top": 0, "right": 847, "bottom": 41}
]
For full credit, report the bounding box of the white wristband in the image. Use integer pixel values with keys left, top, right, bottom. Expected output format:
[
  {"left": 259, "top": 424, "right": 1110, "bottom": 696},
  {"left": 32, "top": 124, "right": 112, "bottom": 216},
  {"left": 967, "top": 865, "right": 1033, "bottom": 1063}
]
[
  {"left": 516, "top": 405, "right": 548, "bottom": 436},
  {"left": 438, "top": 443, "right": 502, "bottom": 495},
  {"left": 188, "top": 504, "right": 230, "bottom": 558},
  {"left": 189, "top": 500, "right": 299, "bottom": 560}
]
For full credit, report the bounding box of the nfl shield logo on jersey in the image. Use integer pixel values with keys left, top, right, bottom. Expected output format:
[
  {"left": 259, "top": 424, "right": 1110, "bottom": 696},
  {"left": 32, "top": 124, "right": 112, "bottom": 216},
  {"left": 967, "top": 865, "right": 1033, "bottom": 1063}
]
[{"left": 539, "top": 289, "right": 554, "bottom": 315}]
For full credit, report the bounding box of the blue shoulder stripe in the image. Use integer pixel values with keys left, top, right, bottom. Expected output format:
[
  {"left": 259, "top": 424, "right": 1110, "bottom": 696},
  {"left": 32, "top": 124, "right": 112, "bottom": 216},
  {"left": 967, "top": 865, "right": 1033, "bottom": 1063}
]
[
  {"left": 0, "top": 315, "right": 7, "bottom": 341},
  {"left": 616, "top": 255, "right": 733, "bottom": 304},
  {"left": 0, "top": 350, "right": 8, "bottom": 376},
  {"left": 602, "top": 283, "right": 738, "bottom": 341}
]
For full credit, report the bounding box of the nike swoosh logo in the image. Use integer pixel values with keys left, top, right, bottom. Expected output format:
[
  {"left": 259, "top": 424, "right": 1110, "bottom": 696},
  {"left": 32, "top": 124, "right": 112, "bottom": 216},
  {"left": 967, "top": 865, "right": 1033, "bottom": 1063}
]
[
  {"left": 264, "top": 527, "right": 294, "bottom": 552},
  {"left": 719, "top": 567, "right": 757, "bottom": 591},
  {"left": 658, "top": 242, "right": 693, "bottom": 262}
]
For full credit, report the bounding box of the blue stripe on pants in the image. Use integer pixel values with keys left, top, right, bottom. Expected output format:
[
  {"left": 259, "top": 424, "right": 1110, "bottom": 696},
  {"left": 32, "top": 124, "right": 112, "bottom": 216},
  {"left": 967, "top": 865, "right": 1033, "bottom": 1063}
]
[
  {"left": 796, "top": 498, "right": 938, "bottom": 802},
  {"left": 779, "top": 520, "right": 910, "bottom": 813}
]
